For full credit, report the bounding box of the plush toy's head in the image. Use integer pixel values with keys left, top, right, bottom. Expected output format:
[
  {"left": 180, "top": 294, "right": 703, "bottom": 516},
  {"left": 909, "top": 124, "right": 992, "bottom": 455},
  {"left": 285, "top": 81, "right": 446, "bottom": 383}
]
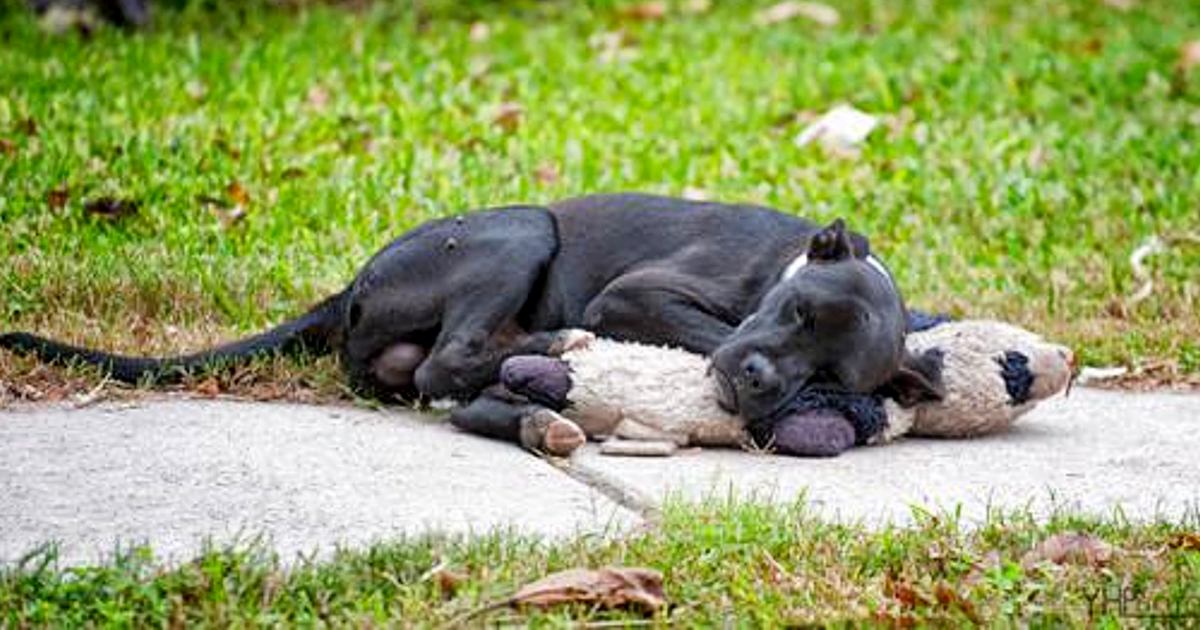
[
  {"left": 761, "top": 318, "right": 1073, "bottom": 455},
  {"left": 896, "top": 319, "right": 1073, "bottom": 438}
]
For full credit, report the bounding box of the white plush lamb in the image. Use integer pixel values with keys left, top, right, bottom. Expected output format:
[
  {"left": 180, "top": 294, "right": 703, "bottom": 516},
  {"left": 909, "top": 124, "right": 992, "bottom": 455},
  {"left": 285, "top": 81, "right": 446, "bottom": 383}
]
[{"left": 496, "top": 320, "right": 1073, "bottom": 457}]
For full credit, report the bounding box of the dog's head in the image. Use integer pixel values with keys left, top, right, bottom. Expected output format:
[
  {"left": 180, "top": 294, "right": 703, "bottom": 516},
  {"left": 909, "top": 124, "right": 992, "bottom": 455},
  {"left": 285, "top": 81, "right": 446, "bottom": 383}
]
[{"left": 709, "top": 219, "right": 943, "bottom": 423}]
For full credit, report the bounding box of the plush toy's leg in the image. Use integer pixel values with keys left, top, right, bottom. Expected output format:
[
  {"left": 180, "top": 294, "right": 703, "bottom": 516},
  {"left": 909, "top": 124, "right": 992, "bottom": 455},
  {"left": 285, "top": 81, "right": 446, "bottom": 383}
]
[
  {"left": 500, "top": 355, "right": 573, "bottom": 410},
  {"left": 449, "top": 394, "right": 585, "bottom": 456},
  {"left": 771, "top": 411, "right": 857, "bottom": 457},
  {"left": 600, "top": 439, "right": 679, "bottom": 457}
]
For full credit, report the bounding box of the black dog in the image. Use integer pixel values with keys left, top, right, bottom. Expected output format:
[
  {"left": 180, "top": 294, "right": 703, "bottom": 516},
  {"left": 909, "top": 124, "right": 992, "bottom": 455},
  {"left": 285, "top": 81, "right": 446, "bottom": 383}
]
[{"left": 1, "top": 193, "right": 942, "bottom": 448}]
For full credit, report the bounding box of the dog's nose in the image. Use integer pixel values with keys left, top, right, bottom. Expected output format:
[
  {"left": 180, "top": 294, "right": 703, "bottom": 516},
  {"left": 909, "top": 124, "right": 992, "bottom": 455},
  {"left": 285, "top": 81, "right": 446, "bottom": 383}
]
[{"left": 740, "top": 353, "right": 779, "bottom": 393}]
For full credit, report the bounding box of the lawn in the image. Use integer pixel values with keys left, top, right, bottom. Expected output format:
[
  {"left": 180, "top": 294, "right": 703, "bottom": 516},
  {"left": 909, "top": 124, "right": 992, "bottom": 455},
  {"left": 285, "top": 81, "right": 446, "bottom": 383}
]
[
  {"left": 2, "top": 3, "right": 1200, "bottom": 625},
  {"left": 1, "top": 0, "right": 1199, "bottom": 401},
  {"left": 3, "top": 499, "right": 1199, "bottom": 626}
]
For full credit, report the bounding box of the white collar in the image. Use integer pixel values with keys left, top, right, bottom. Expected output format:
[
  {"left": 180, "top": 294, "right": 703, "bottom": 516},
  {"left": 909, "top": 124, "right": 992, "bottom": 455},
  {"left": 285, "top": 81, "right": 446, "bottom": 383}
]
[{"left": 781, "top": 252, "right": 895, "bottom": 287}]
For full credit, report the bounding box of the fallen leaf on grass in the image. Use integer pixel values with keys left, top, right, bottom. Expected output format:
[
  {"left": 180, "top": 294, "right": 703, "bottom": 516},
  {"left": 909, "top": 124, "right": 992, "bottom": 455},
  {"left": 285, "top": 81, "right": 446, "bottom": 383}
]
[
  {"left": 17, "top": 117, "right": 38, "bottom": 137},
  {"left": 1167, "top": 532, "right": 1200, "bottom": 551},
  {"left": 1180, "top": 40, "right": 1200, "bottom": 73},
  {"left": 196, "top": 182, "right": 251, "bottom": 228},
  {"left": 1022, "top": 532, "right": 1113, "bottom": 569},
  {"left": 533, "top": 163, "right": 560, "bottom": 185},
  {"left": 886, "top": 575, "right": 931, "bottom": 609},
  {"left": 0, "top": 138, "right": 16, "bottom": 156},
  {"left": 279, "top": 167, "right": 306, "bottom": 181},
  {"left": 196, "top": 378, "right": 221, "bottom": 397},
  {"left": 226, "top": 181, "right": 251, "bottom": 207},
  {"left": 421, "top": 562, "right": 467, "bottom": 598},
  {"left": 934, "top": 582, "right": 982, "bottom": 624},
  {"left": 619, "top": 1, "right": 668, "bottom": 21},
  {"left": 453, "top": 566, "right": 664, "bottom": 624},
  {"left": 83, "top": 197, "right": 139, "bottom": 220},
  {"left": 754, "top": 1, "right": 839, "bottom": 27},
  {"left": 510, "top": 567, "right": 665, "bottom": 611},
  {"left": 492, "top": 102, "right": 524, "bottom": 133},
  {"left": 46, "top": 186, "right": 69, "bottom": 210}
]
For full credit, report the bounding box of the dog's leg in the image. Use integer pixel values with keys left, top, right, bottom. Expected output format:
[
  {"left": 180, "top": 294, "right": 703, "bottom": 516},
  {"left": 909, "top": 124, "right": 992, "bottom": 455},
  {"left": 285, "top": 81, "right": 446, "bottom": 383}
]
[
  {"left": 583, "top": 269, "right": 736, "bottom": 354},
  {"left": 340, "top": 207, "right": 559, "bottom": 401}
]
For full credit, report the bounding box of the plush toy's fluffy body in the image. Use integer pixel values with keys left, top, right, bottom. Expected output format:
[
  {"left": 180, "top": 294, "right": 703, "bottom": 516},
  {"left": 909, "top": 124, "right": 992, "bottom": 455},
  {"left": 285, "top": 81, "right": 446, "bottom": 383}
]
[{"left": 500, "top": 320, "right": 1073, "bottom": 457}]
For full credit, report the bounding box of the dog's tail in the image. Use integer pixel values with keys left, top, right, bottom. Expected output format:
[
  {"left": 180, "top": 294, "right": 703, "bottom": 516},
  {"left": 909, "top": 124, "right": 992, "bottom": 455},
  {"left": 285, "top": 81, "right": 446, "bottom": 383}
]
[{"left": 0, "top": 290, "right": 347, "bottom": 384}]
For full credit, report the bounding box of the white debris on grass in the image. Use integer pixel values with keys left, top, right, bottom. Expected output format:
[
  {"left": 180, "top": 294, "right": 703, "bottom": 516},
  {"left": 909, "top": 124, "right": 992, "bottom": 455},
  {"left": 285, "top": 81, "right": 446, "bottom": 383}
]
[{"left": 795, "top": 105, "right": 880, "bottom": 151}]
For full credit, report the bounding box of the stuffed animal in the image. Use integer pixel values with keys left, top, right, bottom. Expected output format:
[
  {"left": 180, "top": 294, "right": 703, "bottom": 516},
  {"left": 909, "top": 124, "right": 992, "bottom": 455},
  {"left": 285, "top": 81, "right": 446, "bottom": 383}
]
[{"left": 497, "top": 320, "right": 1073, "bottom": 458}]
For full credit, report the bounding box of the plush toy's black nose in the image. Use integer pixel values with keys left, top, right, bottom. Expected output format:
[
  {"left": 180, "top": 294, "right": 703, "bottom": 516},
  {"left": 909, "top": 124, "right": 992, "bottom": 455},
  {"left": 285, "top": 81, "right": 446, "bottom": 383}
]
[{"left": 740, "top": 353, "right": 780, "bottom": 394}]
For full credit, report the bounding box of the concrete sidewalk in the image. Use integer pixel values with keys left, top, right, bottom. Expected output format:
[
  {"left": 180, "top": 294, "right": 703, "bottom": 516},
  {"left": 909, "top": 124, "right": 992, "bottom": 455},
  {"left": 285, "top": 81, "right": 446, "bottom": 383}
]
[{"left": 2, "top": 388, "right": 1198, "bottom": 566}]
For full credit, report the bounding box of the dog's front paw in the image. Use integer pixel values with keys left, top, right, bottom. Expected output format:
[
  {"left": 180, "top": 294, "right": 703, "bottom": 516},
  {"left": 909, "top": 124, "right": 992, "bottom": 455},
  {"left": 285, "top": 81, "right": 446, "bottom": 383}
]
[{"left": 548, "top": 329, "right": 595, "bottom": 355}]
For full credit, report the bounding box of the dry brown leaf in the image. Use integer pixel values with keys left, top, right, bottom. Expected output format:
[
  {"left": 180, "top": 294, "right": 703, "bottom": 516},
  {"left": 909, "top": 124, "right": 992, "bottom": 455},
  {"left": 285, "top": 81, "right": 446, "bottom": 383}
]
[
  {"left": 619, "top": 1, "right": 668, "bottom": 20},
  {"left": 17, "top": 117, "right": 38, "bottom": 137},
  {"left": 1180, "top": 40, "right": 1200, "bottom": 73},
  {"left": 754, "top": 1, "right": 839, "bottom": 27},
  {"left": 0, "top": 138, "right": 15, "bottom": 156},
  {"left": 433, "top": 567, "right": 466, "bottom": 598},
  {"left": 307, "top": 84, "right": 331, "bottom": 110},
  {"left": 1022, "top": 532, "right": 1113, "bottom": 568},
  {"left": 196, "top": 378, "right": 221, "bottom": 397},
  {"left": 226, "top": 181, "right": 251, "bottom": 207},
  {"left": 1167, "top": 531, "right": 1200, "bottom": 551},
  {"left": 493, "top": 102, "right": 524, "bottom": 133},
  {"left": 887, "top": 577, "right": 927, "bottom": 609},
  {"left": 280, "top": 167, "right": 306, "bottom": 181},
  {"left": 46, "top": 186, "right": 69, "bottom": 210},
  {"left": 509, "top": 566, "right": 665, "bottom": 611},
  {"left": 534, "top": 163, "right": 560, "bottom": 185},
  {"left": 83, "top": 197, "right": 139, "bottom": 220}
]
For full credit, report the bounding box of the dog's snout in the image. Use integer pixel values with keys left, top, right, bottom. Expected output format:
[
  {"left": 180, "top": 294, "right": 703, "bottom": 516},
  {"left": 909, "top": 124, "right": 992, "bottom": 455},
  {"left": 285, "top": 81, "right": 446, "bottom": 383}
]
[{"left": 740, "top": 353, "right": 779, "bottom": 393}]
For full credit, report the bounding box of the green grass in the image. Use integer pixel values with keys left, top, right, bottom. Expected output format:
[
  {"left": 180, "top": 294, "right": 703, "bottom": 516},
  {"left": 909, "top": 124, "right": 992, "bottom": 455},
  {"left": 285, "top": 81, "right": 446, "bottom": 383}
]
[
  {"left": 1, "top": 0, "right": 1199, "bottom": 395},
  {"left": 3, "top": 499, "right": 1199, "bottom": 626}
]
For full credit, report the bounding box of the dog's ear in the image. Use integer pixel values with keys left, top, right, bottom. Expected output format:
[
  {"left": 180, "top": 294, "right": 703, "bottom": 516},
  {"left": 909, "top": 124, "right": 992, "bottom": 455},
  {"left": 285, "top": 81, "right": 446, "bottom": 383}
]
[
  {"left": 808, "top": 218, "right": 857, "bottom": 261},
  {"left": 877, "top": 347, "right": 945, "bottom": 407}
]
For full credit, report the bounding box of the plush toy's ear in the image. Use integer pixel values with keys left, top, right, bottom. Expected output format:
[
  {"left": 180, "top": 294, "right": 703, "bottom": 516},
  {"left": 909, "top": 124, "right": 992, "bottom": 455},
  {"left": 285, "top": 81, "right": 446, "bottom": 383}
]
[{"left": 877, "top": 348, "right": 945, "bottom": 407}]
